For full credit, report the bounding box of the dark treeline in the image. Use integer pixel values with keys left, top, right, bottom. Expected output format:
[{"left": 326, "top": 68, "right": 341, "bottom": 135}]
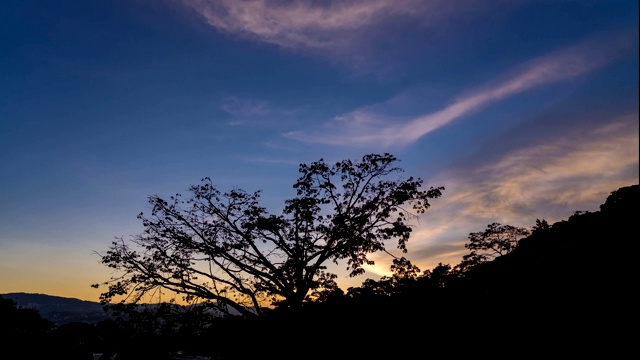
[{"left": 2, "top": 184, "right": 636, "bottom": 359}]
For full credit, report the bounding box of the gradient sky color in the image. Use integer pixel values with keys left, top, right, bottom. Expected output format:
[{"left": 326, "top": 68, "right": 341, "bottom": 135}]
[{"left": 1, "top": 0, "right": 638, "bottom": 302}]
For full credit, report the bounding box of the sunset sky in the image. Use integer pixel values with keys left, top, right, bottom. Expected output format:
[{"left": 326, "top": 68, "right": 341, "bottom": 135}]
[{"left": 1, "top": 0, "right": 638, "bottom": 302}]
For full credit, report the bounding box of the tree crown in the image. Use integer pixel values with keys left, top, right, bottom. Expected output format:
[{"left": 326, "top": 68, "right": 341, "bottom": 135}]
[{"left": 94, "top": 153, "right": 443, "bottom": 316}]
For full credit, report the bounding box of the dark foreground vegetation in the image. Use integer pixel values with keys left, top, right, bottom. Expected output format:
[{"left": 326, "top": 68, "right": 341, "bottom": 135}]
[{"left": 2, "top": 184, "right": 636, "bottom": 359}]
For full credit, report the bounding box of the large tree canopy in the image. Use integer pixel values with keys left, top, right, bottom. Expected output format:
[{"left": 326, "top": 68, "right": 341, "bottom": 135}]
[{"left": 94, "top": 153, "right": 444, "bottom": 316}]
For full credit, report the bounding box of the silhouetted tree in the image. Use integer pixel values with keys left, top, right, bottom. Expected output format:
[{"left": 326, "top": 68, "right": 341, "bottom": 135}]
[
  {"left": 455, "top": 222, "right": 529, "bottom": 272},
  {"left": 385, "top": 257, "right": 422, "bottom": 297},
  {"left": 304, "top": 274, "right": 343, "bottom": 303},
  {"left": 390, "top": 256, "right": 421, "bottom": 281},
  {"left": 346, "top": 278, "right": 390, "bottom": 300},
  {"left": 531, "top": 218, "right": 550, "bottom": 234},
  {"left": 0, "top": 296, "right": 55, "bottom": 360},
  {"left": 94, "top": 153, "right": 443, "bottom": 316},
  {"left": 420, "top": 262, "right": 456, "bottom": 289},
  {"left": 340, "top": 257, "right": 422, "bottom": 309},
  {"left": 0, "top": 296, "right": 55, "bottom": 337},
  {"left": 599, "top": 184, "right": 638, "bottom": 215}
]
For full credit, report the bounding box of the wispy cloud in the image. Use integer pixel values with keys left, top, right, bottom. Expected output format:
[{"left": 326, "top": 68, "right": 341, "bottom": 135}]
[
  {"left": 285, "top": 33, "right": 633, "bottom": 147},
  {"left": 179, "top": 0, "right": 492, "bottom": 70},
  {"left": 219, "top": 96, "right": 300, "bottom": 126},
  {"left": 221, "top": 96, "right": 271, "bottom": 125},
  {"left": 399, "top": 114, "right": 639, "bottom": 272},
  {"left": 182, "top": 0, "right": 451, "bottom": 50},
  {"left": 242, "top": 156, "right": 301, "bottom": 166},
  {"left": 447, "top": 115, "right": 638, "bottom": 218},
  {"left": 221, "top": 96, "right": 271, "bottom": 118}
]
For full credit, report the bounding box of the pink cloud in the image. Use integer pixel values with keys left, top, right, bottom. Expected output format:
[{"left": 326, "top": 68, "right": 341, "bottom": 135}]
[{"left": 285, "top": 33, "right": 633, "bottom": 147}]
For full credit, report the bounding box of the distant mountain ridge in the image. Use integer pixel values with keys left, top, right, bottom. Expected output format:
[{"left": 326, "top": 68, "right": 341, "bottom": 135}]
[
  {"left": 0, "top": 292, "right": 110, "bottom": 325},
  {"left": 1, "top": 292, "right": 243, "bottom": 325}
]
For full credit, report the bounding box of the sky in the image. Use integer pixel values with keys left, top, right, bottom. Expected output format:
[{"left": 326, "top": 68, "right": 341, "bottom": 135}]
[{"left": 1, "top": 0, "right": 638, "bottom": 302}]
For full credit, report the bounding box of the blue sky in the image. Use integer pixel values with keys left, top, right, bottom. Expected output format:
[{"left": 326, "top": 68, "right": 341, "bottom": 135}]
[{"left": 1, "top": 0, "right": 638, "bottom": 301}]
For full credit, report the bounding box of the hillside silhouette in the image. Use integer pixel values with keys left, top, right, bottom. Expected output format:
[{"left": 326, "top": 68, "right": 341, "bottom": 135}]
[
  {"left": 0, "top": 292, "right": 110, "bottom": 326},
  {"left": 419, "top": 183, "right": 638, "bottom": 356},
  {"left": 2, "top": 184, "right": 636, "bottom": 359}
]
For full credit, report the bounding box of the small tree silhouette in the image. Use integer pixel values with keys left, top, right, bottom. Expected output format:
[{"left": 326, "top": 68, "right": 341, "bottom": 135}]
[{"left": 456, "top": 222, "right": 530, "bottom": 272}]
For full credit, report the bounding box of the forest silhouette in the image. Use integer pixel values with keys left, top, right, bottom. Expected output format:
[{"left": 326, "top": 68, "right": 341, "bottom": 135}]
[{"left": 2, "top": 183, "right": 636, "bottom": 359}]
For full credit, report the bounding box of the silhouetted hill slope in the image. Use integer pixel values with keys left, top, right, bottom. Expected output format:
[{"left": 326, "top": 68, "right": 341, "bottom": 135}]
[
  {"left": 461, "top": 184, "right": 637, "bottom": 298},
  {"left": 0, "top": 293, "right": 110, "bottom": 325},
  {"left": 447, "top": 184, "right": 638, "bottom": 355}
]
